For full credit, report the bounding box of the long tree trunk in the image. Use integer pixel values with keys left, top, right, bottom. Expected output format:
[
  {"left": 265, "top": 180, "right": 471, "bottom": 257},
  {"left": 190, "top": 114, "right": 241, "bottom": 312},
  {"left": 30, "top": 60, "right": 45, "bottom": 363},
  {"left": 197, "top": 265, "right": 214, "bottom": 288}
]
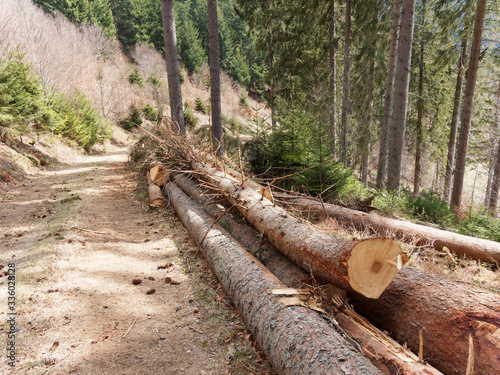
[
  {"left": 376, "top": 0, "right": 401, "bottom": 189},
  {"left": 167, "top": 182, "right": 383, "bottom": 375},
  {"left": 362, "top": 59, "right": 375, "bottom": 188},
  {"left": 386, "top": 0, "right": 416, "bottom": 191},
  {"left": 413, "top": 4, "right": 425, "bottom": 197},
  {"left": 175, "top": 174, "right": 445, "bottom": 375},
  {"left": 488, "top": 81, "right": 500, "bottom": 214},
  {"left": 207, "top": 0, "right": 223, "bottom": 155},
  {"left": 350, "top": 267, "right": 500, "bottom": 375},
  {"left": 444, "top": 39, "right": 468, "bottom": 202},
  {"left": 277, "top": 196, "right": 500, "bottom": 263},
  {"left": 340, "top": 0, "right": 351, "bottom": 165},
  {"left": 189, "top": 159, "right": 406, "bottom": 299},
  {"left": 160, "top": 0, "right": 185, "bottom": 135},
  {"left": 329, "top": 0, "right": 337, "bottom": 153},
  {"left": 450, "top": 0, "right": 487, "bottom": 208}
]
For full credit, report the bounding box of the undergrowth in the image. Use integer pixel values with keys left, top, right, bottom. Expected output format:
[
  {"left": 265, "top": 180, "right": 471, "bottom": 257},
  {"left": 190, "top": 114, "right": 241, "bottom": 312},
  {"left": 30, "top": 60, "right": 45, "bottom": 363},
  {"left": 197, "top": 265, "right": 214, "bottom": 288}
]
[{"left": 0, "top": 52, "right": 111, "bottom": 150}]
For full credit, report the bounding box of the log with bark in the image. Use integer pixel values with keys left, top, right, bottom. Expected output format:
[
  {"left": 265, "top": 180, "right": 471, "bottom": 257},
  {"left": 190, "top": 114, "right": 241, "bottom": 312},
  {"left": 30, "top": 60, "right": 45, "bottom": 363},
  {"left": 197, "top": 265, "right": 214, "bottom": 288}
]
[
  {"left": 146, "top": 170, "right": 167, "bottom": 209},
  {"left": 185, "top": 160, "right": 500, "bottom": 375},
  {"left": 350, "top": 268, "right": 500, "bottom": 375},
  {"left": 167, "top": 182, "right": 383, "bottom": 374},
  {"left": 188, "top": 159, "right": 407, "bottom": 299},
  {"left": 277, "top": 195, "right": 500, "bottom": 264},
  {"left": 173, "top": 173, "right": 444, "bottom": 375}
]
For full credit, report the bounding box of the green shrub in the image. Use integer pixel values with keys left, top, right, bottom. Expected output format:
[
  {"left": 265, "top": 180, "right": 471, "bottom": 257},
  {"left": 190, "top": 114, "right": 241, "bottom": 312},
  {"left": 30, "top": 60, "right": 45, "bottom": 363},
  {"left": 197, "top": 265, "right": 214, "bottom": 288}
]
[
  {"left": 456, "top": 210, "right": 500, "bottom": 242},
  {"left": 120, "top": 105, "right": 142, "bottom": 131},
  {"left": 372, "top": 190, "right": 413, "bottom": 218},
  {"left": 409, "top": 189, "right": 454, "bottom": 228},
  {"left": 142, "top": 104, "right": 158, "bottom": 122},
  {"left": 195, "top": 96, "right": 207, "bottom": 114},
  {"left": 129, "top": 68, "right": 143, "bottom": 87},
  {"left": 239, "top": 91, "right": 249, "bottom": 110},
  {"left": 183, "top": 102, "right": 197, "bottom": 129},
  {"left": 0, "top": 53, "right": 110, "bottom": 150}
]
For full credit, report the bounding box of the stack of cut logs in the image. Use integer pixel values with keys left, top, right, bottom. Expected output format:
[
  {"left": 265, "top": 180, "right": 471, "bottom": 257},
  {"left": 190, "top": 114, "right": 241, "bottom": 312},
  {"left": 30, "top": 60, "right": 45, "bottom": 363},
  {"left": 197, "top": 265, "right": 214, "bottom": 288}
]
[{"left": 146, "top": 160, "right": 500, "bottom": 375}]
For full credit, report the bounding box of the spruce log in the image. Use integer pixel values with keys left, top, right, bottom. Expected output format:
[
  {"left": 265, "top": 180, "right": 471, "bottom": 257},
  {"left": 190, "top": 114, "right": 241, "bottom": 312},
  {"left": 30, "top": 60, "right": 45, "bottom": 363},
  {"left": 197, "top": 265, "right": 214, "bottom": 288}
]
[
  {"left": 150, "top": 164, "right": 169, "bottom": 186},
  {"left": 278, "top": 196, "right": 500, "bottom": 264},
  {"left": 189, "top": 159, "right": 406, "bottom": 299},
  {"left": 146, "top": 170, "right": 167, "bottom": 209},
  {"left": 350, "top": 268, "right": 500, "bottom": 375},
  {"left": 167, "top": 182, "right": 383, "bottom": 375},
  {"left": 173, "top": 173, "right": 310, "bottom": 286},
  {"left": 173, "top": 174, "right": 444, "bottom": 375}
]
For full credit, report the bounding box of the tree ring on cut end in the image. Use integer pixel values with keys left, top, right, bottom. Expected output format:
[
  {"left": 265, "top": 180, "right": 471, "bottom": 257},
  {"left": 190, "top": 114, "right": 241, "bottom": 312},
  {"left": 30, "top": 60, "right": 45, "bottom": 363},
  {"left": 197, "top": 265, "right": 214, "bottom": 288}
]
[{"left": 347, "top": 238, "right": 406, "bottom": 299}]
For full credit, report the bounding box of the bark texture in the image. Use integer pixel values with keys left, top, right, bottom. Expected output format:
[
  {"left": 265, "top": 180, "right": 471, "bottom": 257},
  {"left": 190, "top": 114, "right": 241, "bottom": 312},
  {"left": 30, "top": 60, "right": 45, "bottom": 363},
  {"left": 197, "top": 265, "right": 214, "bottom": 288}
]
[
  {"left": 340, "top": 0, "right": 351, "bottom": 164},
  {"left": 351, "top": 267, "right": 500, "bottom": 375},
  {"left": 173, "top": 173, "right": 310, "bottom": 286},
  {"left": 488, "top": 81, "right": 500, "bottom": 214},
  {"left": 386, "top": 0, "right": 416, "bottom": 191},
  {"left": 174, "top": 174, "right": 444, "bottom": 375},
  {"left": 167, "top": 182, "right": 382, "bottom": 375},
  {"left": 376, "top": 0, "right": 401, "bottom": 189},
  {"left": 160, "top": 0, "right": 185, "bottom": 135},
  {"left": 208, "top": 0, "right": 223, "bottom": 155},
  {"left": 443, "top": 39, "right": 467, "bottom": 202},
  {"left": 450, "top": 0, "right": 487, "bottom": 208},
  {"left": 189, "top": 159, "right": 405, "bottom": 298},
  {"left": 278, "top": 197, "right": 500, "bottom": 264}
]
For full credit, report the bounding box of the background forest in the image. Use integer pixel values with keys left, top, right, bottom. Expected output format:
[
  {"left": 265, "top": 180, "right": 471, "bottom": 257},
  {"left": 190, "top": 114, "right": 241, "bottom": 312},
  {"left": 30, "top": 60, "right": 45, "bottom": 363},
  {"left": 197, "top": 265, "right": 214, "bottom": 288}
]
[{"left": 1, "top": 0, "right": 500, "bottom": 239}]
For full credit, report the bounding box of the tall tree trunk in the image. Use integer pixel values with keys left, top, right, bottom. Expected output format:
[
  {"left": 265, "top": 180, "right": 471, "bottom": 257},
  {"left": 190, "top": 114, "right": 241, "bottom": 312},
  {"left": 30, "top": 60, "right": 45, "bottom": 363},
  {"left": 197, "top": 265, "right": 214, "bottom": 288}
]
[
  {"left": 160, "top": 0, "right": 185, "bottom": 136},
  {"left": 207, "top": 0, "right": 223, "bottom": 155},
  {"left": 340, "top": 0, "right": 351, "bottom": 165},
  {"left": 488, "top": 81, "right": 500, "bottom": 214},
  {"left": 444, "top": 39, "right": 468, "bottom": 202},
  {"left": 376, "top": 0, "right": 401, "bottom": 189},
  {"left": 329, "top": 0, "right": 337, "bottom": 153},
  {"left": 386, "top": 0, "right": 416, "bottom": 191},
  {"left": 485, "top": 81, "right": 500, "bottom": 207},
  {"left": 413, "top": 3, "right": 425, "bottom": 197},
  {"left": 362, "top": 57, "right": 376, "bottom": 188},
  {"left": 450, "top": 0, "right": 487, "bottom": 208}
]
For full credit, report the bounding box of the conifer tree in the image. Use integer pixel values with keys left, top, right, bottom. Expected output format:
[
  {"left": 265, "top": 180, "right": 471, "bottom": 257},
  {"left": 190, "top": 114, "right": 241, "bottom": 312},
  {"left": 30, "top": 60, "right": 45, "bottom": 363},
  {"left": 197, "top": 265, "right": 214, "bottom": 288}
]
[{"left": 160, "top": 0, "right": 185, "bottom": 135}]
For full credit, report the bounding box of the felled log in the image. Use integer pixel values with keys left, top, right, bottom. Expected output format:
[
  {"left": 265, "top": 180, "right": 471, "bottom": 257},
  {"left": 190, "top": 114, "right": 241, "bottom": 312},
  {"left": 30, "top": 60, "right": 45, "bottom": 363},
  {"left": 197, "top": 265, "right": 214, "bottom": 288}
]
[
  {"left": 173, "top": 173, "right": 309, "bottom": 286},
  {"left": 277, "top": 196, "right": 500, "bottom": 264},
  {"left": 146, "top": 170, "right": 167, "bottom": 209},
  {"left": 186, "top": 160, "right": 500, "bottom": 374},
  {"left": 350, "top": 267, "right": 500, "bottom": 375},
  {"left": 167, "top": 182, "right": 383, "bottom": 374},
  {"left": 189, "top": 159, "right": 406, "bottom": 299},
  {"left": 173, "top": 174, "right": 444, "bottom": 375},
  {"left": 149, "top": 164, "right": 170, "bottom": 186}
]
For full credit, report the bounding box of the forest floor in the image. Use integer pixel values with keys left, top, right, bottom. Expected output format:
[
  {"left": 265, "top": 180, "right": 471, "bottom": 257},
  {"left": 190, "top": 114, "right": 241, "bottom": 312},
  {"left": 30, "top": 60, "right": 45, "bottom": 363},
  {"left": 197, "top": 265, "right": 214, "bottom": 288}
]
[{"left": 0, "top": 134, "right": 273, "bottom": 374}]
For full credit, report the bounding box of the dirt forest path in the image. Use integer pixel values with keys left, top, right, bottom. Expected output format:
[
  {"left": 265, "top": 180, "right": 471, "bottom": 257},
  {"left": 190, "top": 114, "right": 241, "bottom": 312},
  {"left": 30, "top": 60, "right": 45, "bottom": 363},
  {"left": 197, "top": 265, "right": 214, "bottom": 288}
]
[{"left": 0, "top": 145, "right": 270, "bottom": 375}]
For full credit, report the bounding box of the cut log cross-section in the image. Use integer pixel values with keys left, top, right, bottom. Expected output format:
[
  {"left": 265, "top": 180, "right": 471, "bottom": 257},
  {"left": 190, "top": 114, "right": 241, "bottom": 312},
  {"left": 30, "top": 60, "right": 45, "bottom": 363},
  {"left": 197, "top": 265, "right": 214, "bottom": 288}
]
[
  {"left": 146, "top": 170, "right": 167, "bottom": 209},
  {"left": 189, "top": 159, "right": 406, "bottom": 299},
  {"left": 149, "top": 164, "right": 170, "bottom": 186},
  {"left": 167, "top": 182, "right": 384, "bottom": 374}
]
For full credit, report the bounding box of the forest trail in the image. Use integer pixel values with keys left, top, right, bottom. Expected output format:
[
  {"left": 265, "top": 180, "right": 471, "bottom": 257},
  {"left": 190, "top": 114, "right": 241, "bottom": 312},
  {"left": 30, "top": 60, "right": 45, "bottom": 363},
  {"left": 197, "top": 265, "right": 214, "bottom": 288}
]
[{"left": 0, "top": 145, "right": 250, "bottom": 374}]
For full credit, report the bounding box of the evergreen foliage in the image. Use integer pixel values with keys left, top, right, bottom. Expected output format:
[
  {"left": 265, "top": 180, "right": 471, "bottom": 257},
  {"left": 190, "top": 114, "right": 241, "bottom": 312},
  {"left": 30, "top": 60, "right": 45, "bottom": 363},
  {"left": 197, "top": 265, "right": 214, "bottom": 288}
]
[
  {"left": 0, "top": 53, "right": 110, "bottom": 150},
  {"left": 34, "top": 0, "right": 117, "bottom": 37}
]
